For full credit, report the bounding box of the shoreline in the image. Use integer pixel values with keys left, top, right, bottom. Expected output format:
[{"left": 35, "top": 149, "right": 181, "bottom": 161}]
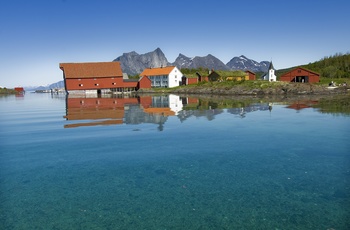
[{"left": 137, "top": 82, "right": 350, "bottom": 96}]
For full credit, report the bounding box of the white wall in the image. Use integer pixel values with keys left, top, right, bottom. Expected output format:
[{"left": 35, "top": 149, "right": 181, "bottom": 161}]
[{"left": 168, "top": 67, "right": 183, "bottom": 88}]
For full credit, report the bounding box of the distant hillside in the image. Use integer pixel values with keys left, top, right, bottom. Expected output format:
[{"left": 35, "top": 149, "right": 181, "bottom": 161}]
[
  {"left": 303, "top": 53, "right": 350, "bottom": 78},
  {"left": 24, "top": 80, "right": 64, "bottom": 91},
  {"left": 276, "top": 53, "right": 350, "bottom": 79}
]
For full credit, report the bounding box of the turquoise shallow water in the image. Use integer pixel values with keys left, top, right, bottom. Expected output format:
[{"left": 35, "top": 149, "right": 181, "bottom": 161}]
[{"left": 0, "top": 93, "right": 349, "bottom": 229}]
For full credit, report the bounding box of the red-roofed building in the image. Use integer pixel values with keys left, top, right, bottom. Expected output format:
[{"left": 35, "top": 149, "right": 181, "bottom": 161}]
[
  {"left": 280, "top": 67, "right": 320, "bottom": 83},
  {"left": 59, "top": 62, "right": 151, "bottom": 94}
]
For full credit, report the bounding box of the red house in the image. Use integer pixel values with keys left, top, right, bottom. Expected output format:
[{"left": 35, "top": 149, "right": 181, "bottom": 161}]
[{"left": 280, "top": 67, "right": 320, "bottom": 83}]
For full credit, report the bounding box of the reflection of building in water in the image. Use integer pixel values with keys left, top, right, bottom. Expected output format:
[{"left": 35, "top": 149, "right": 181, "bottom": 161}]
[
  {"left": 64, "top": 95, "right": 298, "bottom": 128},
  {"left": 63, "top": 97, "right": 137, "bottom": 128},
  {"left": 64, "top": 94, "right": 184, "bottom": 129},
  {"left": 286, "top": 100, "right": 318, "bottom": 112}
]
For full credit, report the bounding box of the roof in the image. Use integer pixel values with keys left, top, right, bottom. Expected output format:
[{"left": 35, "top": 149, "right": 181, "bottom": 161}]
[
  {"left": 59, "top": 62, "right": 123, "bottom": 79},
  {"left": 268, "top": 61, "right": 275, "bottom": 70},
  {"left": 140, "top": 66, "right": 176, "bottom": 76},
  {"left": 291, "top": 67, "right": 320, "bottom": 76},
  {"left": 245, "top": 70, "right": 256, "bottom": 74}
]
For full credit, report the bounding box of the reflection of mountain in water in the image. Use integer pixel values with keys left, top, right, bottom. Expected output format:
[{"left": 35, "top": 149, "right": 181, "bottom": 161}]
[
  {"left": 124, "top": 104, "right": 168, "bottom": 125},
  {"left": 177, "top": 109, "right": 224, "bottom": 122},
  {"left": 227, "top": 103, "right": 271, "bottom": 118},
  {"left": 178, "top": 101, "right": 271, "bottom": 121}
]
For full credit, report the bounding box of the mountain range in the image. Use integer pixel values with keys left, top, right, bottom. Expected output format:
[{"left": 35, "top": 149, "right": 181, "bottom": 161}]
[
  {"left": 26, "top": 48, "right": 270, "bottom": 90},
  {"left": 113, "top": 48, "right": 270, "bottom": 76}
]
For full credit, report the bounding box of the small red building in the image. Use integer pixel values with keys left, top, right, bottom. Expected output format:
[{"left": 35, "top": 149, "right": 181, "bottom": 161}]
[
  {"left": 181, "top": 76, "right": 198, "bottom": 85},
  {"left": 280, "top": 67, "right": 320, "bottom": 83},
  {"left": 245, "top": 70, "right": 256, "bottom": 80},
  {"left": 14, "top": 87, "right": 25, "bottom": 93},
  {"left": 138, "top": 76, "right": 152, "bottom": 89}
]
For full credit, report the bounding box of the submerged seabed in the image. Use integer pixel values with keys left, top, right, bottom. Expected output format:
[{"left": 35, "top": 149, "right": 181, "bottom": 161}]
[{"left": 0, "top": 93, "right": 349, "bottom": 229}]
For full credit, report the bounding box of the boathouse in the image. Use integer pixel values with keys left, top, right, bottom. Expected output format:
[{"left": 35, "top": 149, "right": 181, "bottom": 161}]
[
  {"left": 59, "top": 62, "right": 151, "bottom": 94},
  {"left": 280, "top": 67, "right": 320, "bottom": 83}
]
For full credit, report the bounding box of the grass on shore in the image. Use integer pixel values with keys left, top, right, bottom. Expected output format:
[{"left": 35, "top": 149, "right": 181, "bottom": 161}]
[
  {"left": 148, "top": 78, "right": 350, "bottom": 93},
  {"left": 0, "top": 88, "right": 18, "bottom": 94}
]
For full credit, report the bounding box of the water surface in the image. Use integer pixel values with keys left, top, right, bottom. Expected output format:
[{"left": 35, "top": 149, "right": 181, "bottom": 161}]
[{"left": 0, "top": 93, "right": 349, "bottom": 229}]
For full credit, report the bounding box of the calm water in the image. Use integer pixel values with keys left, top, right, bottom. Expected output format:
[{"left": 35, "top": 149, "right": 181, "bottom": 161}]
[{"left": 0, "top": 93, "right": 349, "bottom": 230}]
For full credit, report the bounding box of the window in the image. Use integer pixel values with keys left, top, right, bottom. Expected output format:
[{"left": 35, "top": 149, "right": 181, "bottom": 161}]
[
  {"left": 79, "top": 84, "right": 83, "bottom": 87},
  {"left": 95, "top": 83, "right": 99, "bottom": 86}
]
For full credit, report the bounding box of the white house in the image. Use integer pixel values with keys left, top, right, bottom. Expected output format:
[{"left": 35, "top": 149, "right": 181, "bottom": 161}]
[
  {"left": 140, "top": 66, "right": 183, "bottom": 88},
  {"left": 261, "top": 61, "right": 277, "bottom": 81}
]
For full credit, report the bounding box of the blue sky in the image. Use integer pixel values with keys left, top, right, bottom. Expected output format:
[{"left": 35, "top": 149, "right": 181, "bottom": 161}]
[{"left": 1, "top": 0, "right": 349, "bottom": 88}]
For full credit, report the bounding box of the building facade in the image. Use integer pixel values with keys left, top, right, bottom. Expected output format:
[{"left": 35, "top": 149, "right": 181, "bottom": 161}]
[{"left": 280, "top": 67, "right": 320, "bottom": 83}]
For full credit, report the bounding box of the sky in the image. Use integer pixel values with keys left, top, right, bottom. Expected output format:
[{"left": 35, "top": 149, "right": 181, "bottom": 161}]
[{"left": 1, "top": 0, "right": 349, "bottom": 88}]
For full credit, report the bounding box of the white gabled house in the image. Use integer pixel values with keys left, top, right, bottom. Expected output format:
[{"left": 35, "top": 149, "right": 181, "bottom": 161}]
[
  {"left": 139, "top": 66, "right": 183, "bottom": 88},
  {"left": 261, "top": 61, "right": 277, "bottom": 82}
]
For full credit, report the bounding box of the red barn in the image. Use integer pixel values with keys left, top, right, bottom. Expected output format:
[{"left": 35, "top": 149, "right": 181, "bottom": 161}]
[{"left": 280, "top": 67, "right": 320, "bottom": 83}]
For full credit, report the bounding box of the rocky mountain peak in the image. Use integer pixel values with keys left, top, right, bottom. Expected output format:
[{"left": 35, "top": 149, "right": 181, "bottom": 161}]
[
  {"left": 113, "top": 48, "right": 169, "bottom": 75},
  {"left": 113, "top": 48, "right": 269, "bottom": 75}
]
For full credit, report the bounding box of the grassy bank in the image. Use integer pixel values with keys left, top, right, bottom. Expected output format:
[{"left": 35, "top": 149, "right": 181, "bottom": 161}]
[
  {"left": 137, "top": 80, "right": 350, "bottom": 96},
  {"left": 0, "top": 88, "right": 18, "bottom": 94}
]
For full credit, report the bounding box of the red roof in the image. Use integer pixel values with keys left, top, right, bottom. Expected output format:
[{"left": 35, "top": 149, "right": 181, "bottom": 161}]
[
  {"left": 59, "top": 62, "right": 123, "bottom": 79},
  {"left": 140, "top": 66, "right": 176, "bottom": 76},
  {"left": 283, "top": 67, "right": 320, "bottom": 76}
]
